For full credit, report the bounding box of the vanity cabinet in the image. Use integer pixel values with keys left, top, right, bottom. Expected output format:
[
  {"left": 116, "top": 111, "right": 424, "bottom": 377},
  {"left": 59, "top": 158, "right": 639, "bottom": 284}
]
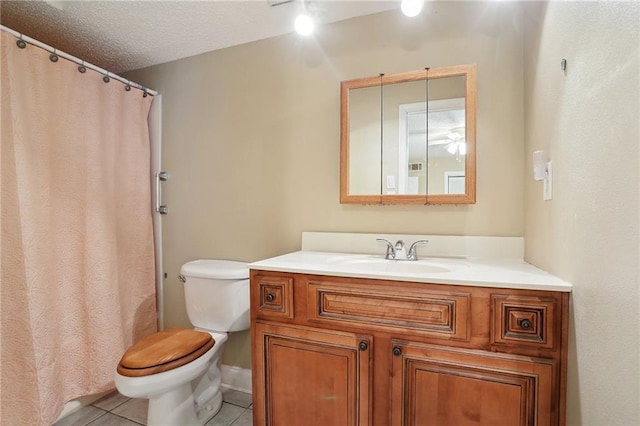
[{"left": 250, "top": 271, "right": 569, "bottom": 426}]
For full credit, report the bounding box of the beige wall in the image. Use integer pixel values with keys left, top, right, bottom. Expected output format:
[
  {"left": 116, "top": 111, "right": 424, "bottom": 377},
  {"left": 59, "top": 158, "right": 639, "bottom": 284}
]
[
  {"left": 523, "top": 2, "right": 639, "bottom": 425},
  {"left": 124, "top": 2, "right": 525, "bottom": 369}
]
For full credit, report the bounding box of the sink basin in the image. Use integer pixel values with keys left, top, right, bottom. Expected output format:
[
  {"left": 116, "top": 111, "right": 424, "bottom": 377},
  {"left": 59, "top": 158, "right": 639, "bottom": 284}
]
[
  {"left": 334, "top": 256, "right": 452, "bottom": 274},
  {"left": 348, "top": 260, "right": 449, "bottom": 274}
]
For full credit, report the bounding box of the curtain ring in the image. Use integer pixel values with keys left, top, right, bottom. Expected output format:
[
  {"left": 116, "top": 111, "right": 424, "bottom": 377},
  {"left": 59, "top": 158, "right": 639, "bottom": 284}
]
[
  {"left": 78, "top": 60, "right": 86, "bottom": 73},
  {"left": 16, "top": 35, "right": 26, "bottom": 49},
  {"left": 49, "top": 48, "right": 59, "bottom": 63},
  {"left": 103, "top": 73, "right": 110, "bottom": 83},
  {"left": 142, "top": 89, "right": 148, "bottom": 98},
  {"left": 125, "top": 80, "right": 132, "bottom": 91}
]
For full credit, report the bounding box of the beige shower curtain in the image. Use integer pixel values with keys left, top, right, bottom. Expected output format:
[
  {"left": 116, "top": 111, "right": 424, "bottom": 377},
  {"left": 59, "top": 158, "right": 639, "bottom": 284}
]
[{"left": 1, "top": 31, "right": 157, "bottom": 425}]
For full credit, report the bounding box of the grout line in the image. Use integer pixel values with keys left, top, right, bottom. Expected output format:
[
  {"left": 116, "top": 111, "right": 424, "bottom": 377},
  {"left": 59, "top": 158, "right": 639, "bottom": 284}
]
[
  {"left": 109, "top": 411, "right": 146, "bottom": 425},
  {"left": 227, "top": 411, "right": 242, "bottom": 426},
  {"left": 98, "top": 411, "right": 146, "bottom": 425},
  {"left": 108, "top": 397, "right": 132, "bottom": 411},
  {"left": 83, "top": 410, "right": 108, "bottom": 426},
  {"left": 228, "top": 407, "right": 252, "bottom": 426},
  {"left": 223, "top": 399, "right": 252, "bottom": 409},
  {"left": 90, "top": 398, "right": 131, "bottom": 412}
]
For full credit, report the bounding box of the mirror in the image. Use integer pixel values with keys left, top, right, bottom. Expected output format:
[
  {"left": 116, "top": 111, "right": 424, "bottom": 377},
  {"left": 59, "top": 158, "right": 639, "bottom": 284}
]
[{"left": 340, "top": 64, "right": 476, "bottom": 204}]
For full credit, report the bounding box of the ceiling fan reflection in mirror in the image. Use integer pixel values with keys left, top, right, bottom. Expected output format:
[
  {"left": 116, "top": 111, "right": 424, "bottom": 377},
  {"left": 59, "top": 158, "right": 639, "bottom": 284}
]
[{"left": 403, "top": 98, "right": 467, "bottom": 160}]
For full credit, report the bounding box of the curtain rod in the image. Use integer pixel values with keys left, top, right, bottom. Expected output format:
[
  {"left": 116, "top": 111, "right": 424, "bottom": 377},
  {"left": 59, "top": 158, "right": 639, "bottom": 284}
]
[{"left": 1, "top": 25, "right": 158, "bottom": 96}]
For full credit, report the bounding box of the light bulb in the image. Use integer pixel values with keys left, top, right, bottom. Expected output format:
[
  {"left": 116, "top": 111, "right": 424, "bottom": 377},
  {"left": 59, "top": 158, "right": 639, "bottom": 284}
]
[
  {"left": 295, "top": 14, "right": 314, "bottom": 36},
  {"left": 401, "top": 0, "right": 424, "bottom": 17}
]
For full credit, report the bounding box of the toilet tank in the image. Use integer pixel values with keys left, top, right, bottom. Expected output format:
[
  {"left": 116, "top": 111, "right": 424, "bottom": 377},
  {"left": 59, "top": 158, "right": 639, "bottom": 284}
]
[{"left": 180, "top": 259, "right": 250, "bottom": 333}]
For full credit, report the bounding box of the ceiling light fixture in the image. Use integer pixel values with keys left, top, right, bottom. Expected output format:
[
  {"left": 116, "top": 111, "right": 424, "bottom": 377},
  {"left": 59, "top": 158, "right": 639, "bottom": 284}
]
[
  {"left": 270, "top": 0, "right": 315, "bottom": 36},
  {"left": 401, "top": 0, "right": 424, "bottom": 17},
  {"left": 294, "top": 13, "right": 314, "bottom": 36}
]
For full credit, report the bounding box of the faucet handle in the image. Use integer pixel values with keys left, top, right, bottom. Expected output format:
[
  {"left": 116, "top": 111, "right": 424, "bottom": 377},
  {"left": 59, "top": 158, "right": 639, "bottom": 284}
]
[
  {"left": 408, "top": 240, "right": 429, "bottom": 260},
  {"left": 376, "top": 238, "right": 395, "bottom": 259}
]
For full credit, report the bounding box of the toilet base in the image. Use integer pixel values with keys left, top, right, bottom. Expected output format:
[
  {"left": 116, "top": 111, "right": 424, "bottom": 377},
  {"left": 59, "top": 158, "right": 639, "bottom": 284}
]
[
  {"left": 134, "top": 365, "right": 224, "bottom": 426},
  {"left": 195, "top": 389, "right": 223, "bottom": 424},
  {"left": 192, "top": 350, "right": 224, "bottom": 423},
  {"left": 147, "top": 382, "right": 199, "bottom": 426}
]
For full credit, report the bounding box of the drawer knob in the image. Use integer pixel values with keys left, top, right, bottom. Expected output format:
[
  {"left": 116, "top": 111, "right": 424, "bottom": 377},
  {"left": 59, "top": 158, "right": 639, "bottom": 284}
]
[
  {"left": 265, "top": 293, "right": 275, "bottom": 302},
  {"left": 518, "top": 318, "right": 532, "bottom": 330},
  {"left": 392, "top": 346, "right": 402, "bottom": 356},
  {"left": 359, "top": 341, "right": 368, "bottom": 351}
]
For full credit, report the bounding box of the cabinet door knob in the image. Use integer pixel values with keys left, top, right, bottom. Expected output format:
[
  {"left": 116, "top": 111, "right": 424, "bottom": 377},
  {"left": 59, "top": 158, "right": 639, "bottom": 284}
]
[
  {"left": 392, "top": 346, "right": 402, "bottom": 356},
  {"left": 265, "top": 293, "right": 275, "bottom": 302},
  {"left": 359, "top": 341, "right": 368, "bottom": 351},
  {"left": 518, "top": 318, "right": 532, "bottom": 330}
]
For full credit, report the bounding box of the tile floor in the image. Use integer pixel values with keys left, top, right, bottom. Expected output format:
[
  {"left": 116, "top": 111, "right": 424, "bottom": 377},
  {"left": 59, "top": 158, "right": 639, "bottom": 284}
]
[{"left": 53, "top": 388, "right": 253, "bottom": 426}]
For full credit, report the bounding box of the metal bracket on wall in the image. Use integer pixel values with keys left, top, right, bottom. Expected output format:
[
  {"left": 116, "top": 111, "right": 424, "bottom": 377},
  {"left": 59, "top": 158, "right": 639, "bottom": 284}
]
[{"left": 156, "top": 171, "right": 169, "bottom": 214}]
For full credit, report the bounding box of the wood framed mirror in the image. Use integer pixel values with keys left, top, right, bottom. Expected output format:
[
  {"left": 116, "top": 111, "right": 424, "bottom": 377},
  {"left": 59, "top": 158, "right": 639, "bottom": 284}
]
[{"left": 340, "top": 64, "right": 477, "bottom": 205}]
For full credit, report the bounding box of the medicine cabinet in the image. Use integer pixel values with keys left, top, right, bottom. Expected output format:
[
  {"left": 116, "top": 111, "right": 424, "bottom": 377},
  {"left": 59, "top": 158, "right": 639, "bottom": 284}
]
[{"left": 340, "top": 64, "right": 477, "bottom": 204}]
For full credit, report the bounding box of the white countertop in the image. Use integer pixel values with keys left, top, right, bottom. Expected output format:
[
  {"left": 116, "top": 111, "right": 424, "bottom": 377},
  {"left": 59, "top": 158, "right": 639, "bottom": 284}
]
[{"left": 249, "top": 251, "right": 572, "bottom": 292}]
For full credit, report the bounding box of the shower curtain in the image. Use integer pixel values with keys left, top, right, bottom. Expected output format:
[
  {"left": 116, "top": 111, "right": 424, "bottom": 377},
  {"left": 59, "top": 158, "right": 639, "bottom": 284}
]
[{"left": 1, "top": 31, "right": 157, "bottom": 425}]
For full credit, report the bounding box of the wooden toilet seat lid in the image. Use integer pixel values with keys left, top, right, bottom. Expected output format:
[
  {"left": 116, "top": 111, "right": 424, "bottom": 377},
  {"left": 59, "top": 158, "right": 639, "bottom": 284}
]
[{"left": 117, "top": 328, "right": 215, "bottom": 377}]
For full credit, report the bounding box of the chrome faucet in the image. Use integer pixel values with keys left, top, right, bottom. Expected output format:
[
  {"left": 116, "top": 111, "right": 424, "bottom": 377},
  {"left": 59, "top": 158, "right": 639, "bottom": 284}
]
[
  {"left": 407, "top": 240, "right": 429, "bottom": 260},
  {"left": 394, "top": 240, "right": 408, "bottom": 260},
  {"left": 376, "top": 239, "right": 429, "bottom": 260},
  {"left": 376, "top": 238, "right": 396, "bottom": 259}
]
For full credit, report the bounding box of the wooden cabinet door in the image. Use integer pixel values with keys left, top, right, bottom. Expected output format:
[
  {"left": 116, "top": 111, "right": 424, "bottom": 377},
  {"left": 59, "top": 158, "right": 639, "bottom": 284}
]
[
  {"left": 390, "top": 341, "right": 557, "bottom": 426},
  {"left": 253, "top": 321, "right": 372, "bottom": 426}
]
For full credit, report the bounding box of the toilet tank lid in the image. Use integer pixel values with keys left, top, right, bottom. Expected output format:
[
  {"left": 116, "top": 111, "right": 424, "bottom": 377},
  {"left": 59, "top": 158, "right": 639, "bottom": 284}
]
[{"left": 181, "top": 259, "right": 249, "bottom": 280}]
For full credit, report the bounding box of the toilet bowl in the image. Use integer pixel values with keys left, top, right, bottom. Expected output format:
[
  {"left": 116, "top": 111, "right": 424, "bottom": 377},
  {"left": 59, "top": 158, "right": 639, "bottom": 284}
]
[{"left": 114, "top": 260, "right": 249, "bottom": 426}]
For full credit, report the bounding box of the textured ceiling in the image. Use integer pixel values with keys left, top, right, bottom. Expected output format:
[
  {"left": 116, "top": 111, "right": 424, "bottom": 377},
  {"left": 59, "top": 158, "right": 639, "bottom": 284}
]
[{"left": 1, "top": 0, "right": 397, "bottom": 73}]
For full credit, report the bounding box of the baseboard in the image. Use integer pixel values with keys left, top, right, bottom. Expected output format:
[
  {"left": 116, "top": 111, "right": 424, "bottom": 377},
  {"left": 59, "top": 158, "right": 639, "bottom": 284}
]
[{"left": 221, "top": 364, "right": 252, "bottom": 394}]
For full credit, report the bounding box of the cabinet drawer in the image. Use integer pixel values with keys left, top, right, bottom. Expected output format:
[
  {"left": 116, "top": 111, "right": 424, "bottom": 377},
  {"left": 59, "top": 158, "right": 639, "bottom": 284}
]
[
  {"left": 491, "top": 294, "right": 558, "bottom": 349},
  {"left": 308, "top": 280, "right": 470, "bottom": 340},
  {"left": 254, "top": 275, "right": 294, "bottom": 319}
]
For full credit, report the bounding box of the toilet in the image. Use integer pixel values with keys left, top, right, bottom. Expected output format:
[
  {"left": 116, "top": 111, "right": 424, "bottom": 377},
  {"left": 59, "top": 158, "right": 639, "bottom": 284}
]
[{"left": 114, "top": 259, "right": 250, "bottom": 426}]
